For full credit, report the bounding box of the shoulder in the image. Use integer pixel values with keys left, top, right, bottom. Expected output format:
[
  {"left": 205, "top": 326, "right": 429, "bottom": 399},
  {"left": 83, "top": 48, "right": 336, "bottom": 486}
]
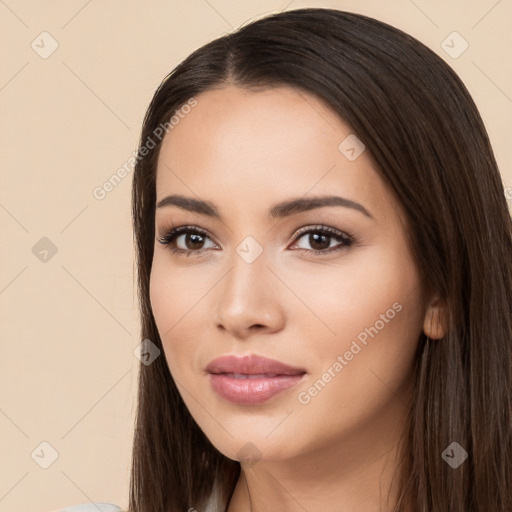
[{"left": 49, "top": 504, "right": 123, "bottom": 512}]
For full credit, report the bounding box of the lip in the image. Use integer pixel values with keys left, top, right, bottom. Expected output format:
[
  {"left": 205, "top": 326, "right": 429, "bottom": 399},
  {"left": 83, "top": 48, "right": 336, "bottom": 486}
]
[
  {"left": 206, "top": 354, "right": 306, "bottom": 376},
  {"left": 206, "top": 354, "right": 307, "bottom": 405}
]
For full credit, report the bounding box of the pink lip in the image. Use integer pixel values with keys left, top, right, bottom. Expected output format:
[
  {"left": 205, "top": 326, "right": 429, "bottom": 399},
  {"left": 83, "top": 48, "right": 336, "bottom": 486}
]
[
  {"left": 206, "top": 354, "right": 306, "bottom": 375},
  {"left": 206, "top": 354, "right": 307, "bottom": 405}
]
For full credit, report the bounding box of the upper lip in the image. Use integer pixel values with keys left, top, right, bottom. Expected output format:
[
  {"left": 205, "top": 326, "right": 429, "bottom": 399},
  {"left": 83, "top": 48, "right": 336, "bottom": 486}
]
[{"left": 206, "top": 354, "right": 306, "bottom": 376}]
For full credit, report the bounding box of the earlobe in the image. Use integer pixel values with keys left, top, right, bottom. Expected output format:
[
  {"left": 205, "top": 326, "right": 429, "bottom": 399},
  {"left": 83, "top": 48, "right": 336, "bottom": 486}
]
[{"left": 423, "top": 297, "right": 448, "bottom": 340}]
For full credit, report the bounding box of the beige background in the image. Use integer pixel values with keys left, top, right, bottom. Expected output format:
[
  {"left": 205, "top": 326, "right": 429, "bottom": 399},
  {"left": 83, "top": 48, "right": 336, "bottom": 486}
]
[{"left": 0, "top": 1, "right": 511, "bottom": 511}]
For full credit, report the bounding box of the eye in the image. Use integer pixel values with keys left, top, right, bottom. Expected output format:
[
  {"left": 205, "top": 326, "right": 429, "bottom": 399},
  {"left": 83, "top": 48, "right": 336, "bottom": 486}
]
[
  {"left": 156, "top": 225, "right": 217, "bottom": 257},
  {"left": 156, "top": 224, "right": 354, "bottom": 257},
  {"left": 289, "top": 225, "right": 354, "bottom": 255}
]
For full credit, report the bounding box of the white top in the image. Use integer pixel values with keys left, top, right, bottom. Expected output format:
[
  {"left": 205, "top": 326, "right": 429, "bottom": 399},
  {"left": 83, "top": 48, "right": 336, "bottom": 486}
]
[
  {"left": 204, "top": 482, "right": 223, "bottom": 512},
  {"left": 50, "top": 486, "right": 221, "bottom": 512},
  {"left": 50, "top": 504, "right": 122, "bottom": 512}
]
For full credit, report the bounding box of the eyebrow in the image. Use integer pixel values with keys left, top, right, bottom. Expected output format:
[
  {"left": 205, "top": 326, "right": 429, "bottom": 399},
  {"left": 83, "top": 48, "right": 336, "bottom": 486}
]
[{"left": 156, "top": 194, "right": 374, "bottom": 220}]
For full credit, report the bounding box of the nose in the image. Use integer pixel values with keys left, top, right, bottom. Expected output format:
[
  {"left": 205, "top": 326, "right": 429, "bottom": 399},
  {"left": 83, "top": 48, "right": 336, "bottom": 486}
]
[{"left": 214, "top": 248, "right": 286, "bottom": 340}]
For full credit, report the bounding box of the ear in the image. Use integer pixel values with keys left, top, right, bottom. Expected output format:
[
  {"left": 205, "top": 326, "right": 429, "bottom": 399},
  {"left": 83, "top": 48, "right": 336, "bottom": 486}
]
[{"left": 423, "top": 296, "right": 448, "bottom": 340}]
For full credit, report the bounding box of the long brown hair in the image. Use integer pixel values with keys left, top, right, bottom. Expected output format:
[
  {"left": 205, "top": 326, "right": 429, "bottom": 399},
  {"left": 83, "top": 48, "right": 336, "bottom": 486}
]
[{"left": 130, "top": 8, "right": 512, "bottom": 511}]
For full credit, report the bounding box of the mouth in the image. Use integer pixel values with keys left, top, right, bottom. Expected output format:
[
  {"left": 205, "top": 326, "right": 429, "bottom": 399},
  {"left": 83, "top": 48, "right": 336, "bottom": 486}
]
[
  {"left": 214, "top": 372, "right": 299, "bottom": 379},
  {"left": 206, "top": 354, "right": 307, "bottom": 405},
  {"left": 206, "top": 353, "right": 306, "bottom": 376}
]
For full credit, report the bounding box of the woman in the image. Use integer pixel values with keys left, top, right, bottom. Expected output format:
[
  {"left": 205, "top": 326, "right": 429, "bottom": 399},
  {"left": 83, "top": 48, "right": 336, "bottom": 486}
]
[{"left": 129, "top": 7, "right": 512, "bottom": 512}]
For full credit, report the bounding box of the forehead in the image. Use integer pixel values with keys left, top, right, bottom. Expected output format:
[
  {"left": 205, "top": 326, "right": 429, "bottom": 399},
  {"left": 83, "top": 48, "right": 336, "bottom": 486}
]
[{"left": 155, "top": 85, "right": 395, "bottom": 223}]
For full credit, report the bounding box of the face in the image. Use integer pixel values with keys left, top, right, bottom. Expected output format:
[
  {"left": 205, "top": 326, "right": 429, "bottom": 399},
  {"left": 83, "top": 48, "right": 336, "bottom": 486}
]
[{"left": 149, "top": 84, "right": 427, "bottom": 466}]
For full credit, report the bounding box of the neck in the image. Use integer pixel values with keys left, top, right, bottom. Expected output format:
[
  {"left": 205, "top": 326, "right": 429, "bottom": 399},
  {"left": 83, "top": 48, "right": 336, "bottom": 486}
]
[{"left": 226, "top": 398, "right": 413, "bottom": 512}]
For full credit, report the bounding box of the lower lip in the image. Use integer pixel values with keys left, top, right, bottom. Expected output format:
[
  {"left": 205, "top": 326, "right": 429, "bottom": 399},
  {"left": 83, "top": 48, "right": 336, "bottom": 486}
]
[{"left": 208, "top": 373, "right": 306, "bottom": 405}]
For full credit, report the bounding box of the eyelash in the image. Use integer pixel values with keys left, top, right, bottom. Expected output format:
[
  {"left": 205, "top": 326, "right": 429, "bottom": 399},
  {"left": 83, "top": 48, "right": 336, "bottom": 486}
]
[{"left": 156, "top": 224, "right": 355, "bottom": 258}]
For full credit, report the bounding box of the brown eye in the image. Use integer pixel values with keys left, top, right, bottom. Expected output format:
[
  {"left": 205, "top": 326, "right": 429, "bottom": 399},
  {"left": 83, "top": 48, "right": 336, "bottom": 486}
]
[
  {"left": 157, "top": 226, "right": 217, "bottom": 257},
  {"left": 290, "top": 225, "right": 354, "bottom": 254},
  {"left": 157, "top": 224, "right": 354, "bottom": 258},
  {"left": 180, "top": 232, "right": 207, "bottom": 250}
]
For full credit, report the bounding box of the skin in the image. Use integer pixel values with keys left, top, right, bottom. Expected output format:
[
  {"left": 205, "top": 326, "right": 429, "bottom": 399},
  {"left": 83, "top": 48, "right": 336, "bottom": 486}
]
[{"left": 149, "top": 84, "right": 447, "bottom": 512}]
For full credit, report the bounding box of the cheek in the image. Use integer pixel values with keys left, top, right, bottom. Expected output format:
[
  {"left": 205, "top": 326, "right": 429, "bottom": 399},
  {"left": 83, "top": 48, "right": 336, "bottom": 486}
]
[
  {"left": 149, "top": 257, "right": 185, "bottom": 371},
  {"left": 149, "top": 257, "right": 175, "bottom": 336},
  {"left": 149, "top": 255, "right": 210, "bottom": 377},
  {"left": 292, "top": 244, "right": 422, "bottom": 396},
  {"left": 149, "top": 251, "right": 198, "bottom": 333}
]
